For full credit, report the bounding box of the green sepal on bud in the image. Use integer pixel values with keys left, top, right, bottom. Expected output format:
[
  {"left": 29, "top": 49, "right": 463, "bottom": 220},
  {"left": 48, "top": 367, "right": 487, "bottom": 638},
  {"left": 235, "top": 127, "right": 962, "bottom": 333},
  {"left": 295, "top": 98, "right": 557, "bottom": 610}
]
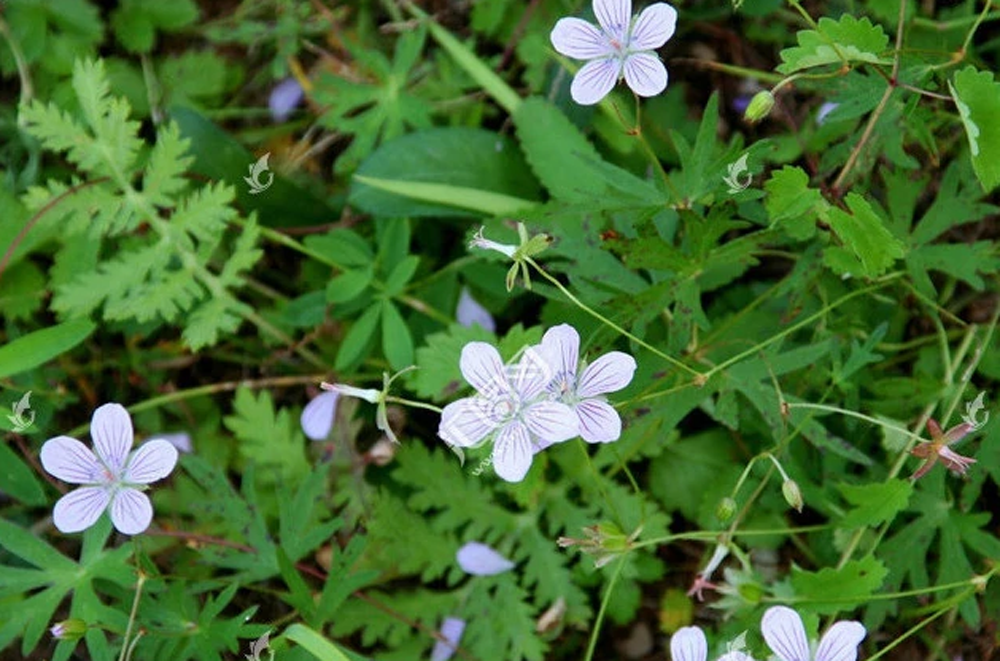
[
  {"left": 49, "top": 619, "right": 87, "bottom": 641},
  {"left": 744, "top": 91, "right": 775, "bottom": 123},
  {"left": 716, "top": 497, "right": 737, "bottom": 522},
  {"left": 782, "top": 479, "right": 803, "bottom": 512}
]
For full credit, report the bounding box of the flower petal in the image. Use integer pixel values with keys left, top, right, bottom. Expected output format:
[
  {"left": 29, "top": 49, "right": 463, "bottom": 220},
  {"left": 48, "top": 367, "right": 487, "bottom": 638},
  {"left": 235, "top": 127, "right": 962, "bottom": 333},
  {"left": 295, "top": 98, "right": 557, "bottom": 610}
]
[
  {"left": 669, "top": 626, "right": 707, "bottom": 661},
  {"left": 90, "top": 403, "right": 134, "bottom": 474},
  {"left": 762, "top": 606, "right": 810, "bottom": 661},
  {"left": 269, "top": 77, "right": 304, "bottom": 123},
  {"left": 460, "top": 342, "right": 510, "bottom": 398},
  {"left": 510, "top": 345, "right": 557, "bottom": 400},
  {"left": 939, "top": 445, "right": 977, "bottom": 474},
  {"left": 623, "top": 52, "right": 668, "bottom": 97},
  {"left": 717, "top": 653, "right": 755, "bottom": 661},
  {"left": 571, "top": 57, "right": 620, "bottom": 105},
  {"left": 301, "top": 391, "right": 340, "bottom": 441},
  {"left": 124, "top": 440, "right": 178, "bottom": 484},
  {"left": 524, "top": 401, "right": 579, "bottom": 445},
  {"left": 456, "top": 541, "right": 516, "bottom": 576},
  {"left": 575, "top": 398, "right": 622, "bottom": 443},
  {"left": 594, "top": 0, "right": 632, "bottom": 42},
  {"left": 147, "top": 432, "right": 192, "bottom": 453},
  {"left": 492, "top": 421, "right": 534, "bottom": 482},
  {"left": 815, "top": 620, "right": 866, "bottom": 661},
  {"left": 40, "top": 436, "right": 103, "bottom": 484},
  {"left": 52, "top": 487, "right": 111, "bottom": 533},
  {"left": 110, "top": 488, "right": 153, "bottom": 535},
  {"left": 550, "top": 17, "right": 614, "bottom": 59},
  {"left": 431, "top": 617, "right": 466, "bottom": 661},
  {"left": 577, "top": 351, "right": 637, "bottom": 397},
  {"left": 456, "top": 287, "right": 496, "bottom": 333},
  {"left": 629, "top": 3, "right": 678, "bottom": 50},
  {"left": 439, "top": 397, "right": 498, "bottom": 448},
  {"left": 541, "top": 324, "right": 580, "bottom": 385}
]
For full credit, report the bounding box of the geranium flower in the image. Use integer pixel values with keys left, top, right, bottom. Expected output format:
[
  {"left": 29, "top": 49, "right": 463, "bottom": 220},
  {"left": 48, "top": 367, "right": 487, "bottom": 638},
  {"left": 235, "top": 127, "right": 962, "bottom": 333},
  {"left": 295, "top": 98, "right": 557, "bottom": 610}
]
[
  {"left": 301, "top": 390, "right": 339, "bottom": 441},
  {"left": 40, "top": 403, "right": 178, "bottom": 535},
  {"left": 761, "top": 606, "right": 866, "bottom": 661},
  {"left": 537, "top": 324, "right": 636, "bottom": 446},
  {"left": 670, "top": 626, "right": 755, "bottom": 661},
  {"left": 910, "top": 418, "right": 977, "bottom": 480},
  {"left": 431, "top": 617, "right": 466, "bottom": 661},
  {"left": 456, "top": 541, "right": 515, "bottom": 576},
  {"left": 438, "top": 342, "right": 578, "bottom": 482},
  {"left": 550, "top": 0, "right": 678, "bottom": 105}
]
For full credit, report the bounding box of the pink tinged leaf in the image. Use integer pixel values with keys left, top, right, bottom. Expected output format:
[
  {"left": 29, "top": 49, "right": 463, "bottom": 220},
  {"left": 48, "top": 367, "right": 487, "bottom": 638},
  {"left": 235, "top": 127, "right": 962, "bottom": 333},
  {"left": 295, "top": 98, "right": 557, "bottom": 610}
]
[
  {"left": 431, "top": 617, "right": 466, "bottom": 661},
  {"left": 575, "top": 398, "right": 622, "bottom": 443},
  {"left": 593, "top": 0, "right": 632, "bottom": 43},
  {"left": 511, "top": 345, "right": 556, "bottom": 400},
  {"left": 124, "top": 440, "right": 178, "bottom": 484},
  {"left": 815, "top": 620, "right": 866, "bottom": 661},
  {"left": 40, "top": 436, "right": 103, "bottom": 484},
  {"left": 629, "top": 3, "right": 678, "bottom": 50},
  {"left": 456, "top": 541, "right": 516, "bottom": 576},
  {"left": 938, "top": 446, "right": 977, "bottom": 475},
  {"left": 524, "top": 401, "right": 579, "bottom": 445},
  {"left": 577, "top": 351, "right": 637, "bottom": 397},
  {"left": 90, "top": 403, "right": 134, "bottom": 475},
  {"left": 52, "top": 487, "right": 111, "bottom": 533},
  {"left": 571, "top": 57, "right": 620, "bottom": 105},
  {"left": 110, "top": 488, "right": 154, "bottom": 535},
  {"left": 460, "top": 342, "right": 510, "bottom": 397},
  {"left": 550, "top": 17, "right": 614, "bottom": 59},
  {"left": 623, "top": 52, "right": 668, "bottom": 97},
  {"left": 438, "top": 397, "right": 498, "bottom": 448},
  {"left": 541, "top": 324, "right": 580, "bottom": 382},
  {"left": 301, "top": 391, "right": 340, "bottom": 441},
  {"left": 456, "top": 287, "right": 496, "bottom": 333},
  {"left": 492, "top": 420, "right": 534, "bottom": 482},
  {"left": 762, "top": 606, "right": 811, "bottom": 661},
  {"left": 669, "top": 626, "right": 708, "bottom": 661}
]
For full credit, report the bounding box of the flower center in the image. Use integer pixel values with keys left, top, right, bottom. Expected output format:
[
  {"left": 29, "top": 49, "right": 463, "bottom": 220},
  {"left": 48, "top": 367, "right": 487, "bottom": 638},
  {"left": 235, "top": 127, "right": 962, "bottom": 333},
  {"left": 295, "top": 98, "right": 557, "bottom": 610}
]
[
  {"left": 487, "top": 393, "right": 521, "bottom": 425},
  {"left": 548, "top": 370, "right": 577, "bottom": 401}
]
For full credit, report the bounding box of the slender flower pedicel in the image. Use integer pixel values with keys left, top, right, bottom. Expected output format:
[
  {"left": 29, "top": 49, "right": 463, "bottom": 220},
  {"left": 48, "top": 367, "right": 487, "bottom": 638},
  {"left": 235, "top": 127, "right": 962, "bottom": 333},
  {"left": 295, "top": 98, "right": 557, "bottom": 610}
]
[
  {"left": 438, "top": 342, "right": 578, "bottom": 482},
  {"left": 537, "top": 324, "right": 636, "bottom": 447},
  {"left": 40, "top": 403, "right": 178, "bottom": 535},
  {"left": 761, "top": 606, "right": 866, "bottom": 661},
  {"left": 550, "top": 0, "right": 678, "bottom": 105}
]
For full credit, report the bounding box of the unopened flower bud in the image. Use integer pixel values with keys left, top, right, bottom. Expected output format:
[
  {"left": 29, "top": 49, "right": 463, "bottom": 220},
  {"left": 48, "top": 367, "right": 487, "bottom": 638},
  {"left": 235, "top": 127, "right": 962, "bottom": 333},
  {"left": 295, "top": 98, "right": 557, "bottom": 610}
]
[
  {"left": 782, "top": 479, "right": 803, "bottom": 512},
  {"left": 744, "top": 91, "right": 775, "bottom": 123},
  {"left": 716, "top": 497, "right": 737, "bottom": 522},
  {"left": 50, "top": 619, "right": 87, "bottom": 641}
]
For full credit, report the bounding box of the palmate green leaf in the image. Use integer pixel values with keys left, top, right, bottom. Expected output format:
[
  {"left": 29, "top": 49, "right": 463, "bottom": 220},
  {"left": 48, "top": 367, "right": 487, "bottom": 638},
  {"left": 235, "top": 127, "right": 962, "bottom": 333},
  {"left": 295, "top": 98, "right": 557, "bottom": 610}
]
[
  {"left": 824, "top": 193, "right": 906, "bottom": 278},
  {"left": 0, "top": 442, "right": 46, "bottom": 504},
  {"left": 335, "top": 303, "right": 382, "bottom": 371},
  {"left": 949, "top": 67, "right": 1000, "bottom": 192},
  {"left": 381, "top": 301, "right": 414, "bottom": 370},
  {"left": 777, "top": 15, "right": 891, "bottom": 74},
  {"left": 143, "top": 122, "right": 193, "bottom": 207},
  {"left": 791, "top": 556, "right": 888, "bottom": 614},
  {"left": 110, "top": 0, "right": 199, "bottom": 53},
  {"left": 464, "top": 579, "right": 546, "bottom": 661},
  {"left": 765, "top": 166, "right": 827, "bottom": 240},
  {"left": 838, "top": 479, "right": 913, "bottom": 529}
]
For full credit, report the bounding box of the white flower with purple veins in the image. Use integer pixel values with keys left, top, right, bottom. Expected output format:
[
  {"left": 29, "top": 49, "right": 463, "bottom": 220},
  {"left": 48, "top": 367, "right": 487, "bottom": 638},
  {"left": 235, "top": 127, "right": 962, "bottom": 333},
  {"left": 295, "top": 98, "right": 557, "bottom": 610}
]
[
  {"left": 550, "top": 0, "right": 678, "bottom": 105},
  {"left": 762, "top": 606, "right": 866, "bottom": 661},
  {"left": 456, "top": 286, "right": 496, "bottom": 333},
  {"left": 456, "top": 541, "right": 515, "bottom": 576},
  {"left": 671, "top": 626, "right": 755, "bottom": 661},
  {"left": 538, "top": 324, "right": 636, "bottom": 447},
  {"left": 300, "top": 390, "right": 339, "bottom": 441},
  {"left": 438, "top": 342, "right": 578, "bottom": 482},
  {"left": 40, "top": 403, "right": 178, "bottom": 535}
]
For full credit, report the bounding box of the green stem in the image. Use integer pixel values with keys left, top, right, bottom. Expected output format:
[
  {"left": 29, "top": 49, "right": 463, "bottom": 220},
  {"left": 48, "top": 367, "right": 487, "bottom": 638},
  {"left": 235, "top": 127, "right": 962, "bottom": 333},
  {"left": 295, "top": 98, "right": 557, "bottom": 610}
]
[
  {"left": 385, "top": 396, "right": 443, "bottom": 414},
  {"left": 583, "top": 557, "right": 626, "bottom": 661},
  {"left": 118, "top": 571, "right": 146, "bottom": 661}
]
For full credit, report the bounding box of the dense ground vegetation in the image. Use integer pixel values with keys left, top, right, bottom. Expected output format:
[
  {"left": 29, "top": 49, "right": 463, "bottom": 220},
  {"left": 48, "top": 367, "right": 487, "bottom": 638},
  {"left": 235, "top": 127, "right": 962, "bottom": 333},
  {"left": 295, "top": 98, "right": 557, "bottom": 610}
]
[{"left": 1, "top": 0, "right": 999, "bottom": 660}]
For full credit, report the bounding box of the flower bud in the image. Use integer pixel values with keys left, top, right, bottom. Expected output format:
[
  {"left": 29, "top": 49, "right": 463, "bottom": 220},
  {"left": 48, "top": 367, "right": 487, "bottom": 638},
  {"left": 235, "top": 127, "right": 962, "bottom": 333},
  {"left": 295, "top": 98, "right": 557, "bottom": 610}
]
[
  {"left": 743, "top": 91, "right": 775, "bottom": 123},
  {"left": 50, "top": 619, "right": 87, "bottom": 641},
  {"left": 716, "top": 497, "right": 737, "bottom": 522},
  {"left": 782, "top": 479, "right": 803, "bottom": 512}
]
